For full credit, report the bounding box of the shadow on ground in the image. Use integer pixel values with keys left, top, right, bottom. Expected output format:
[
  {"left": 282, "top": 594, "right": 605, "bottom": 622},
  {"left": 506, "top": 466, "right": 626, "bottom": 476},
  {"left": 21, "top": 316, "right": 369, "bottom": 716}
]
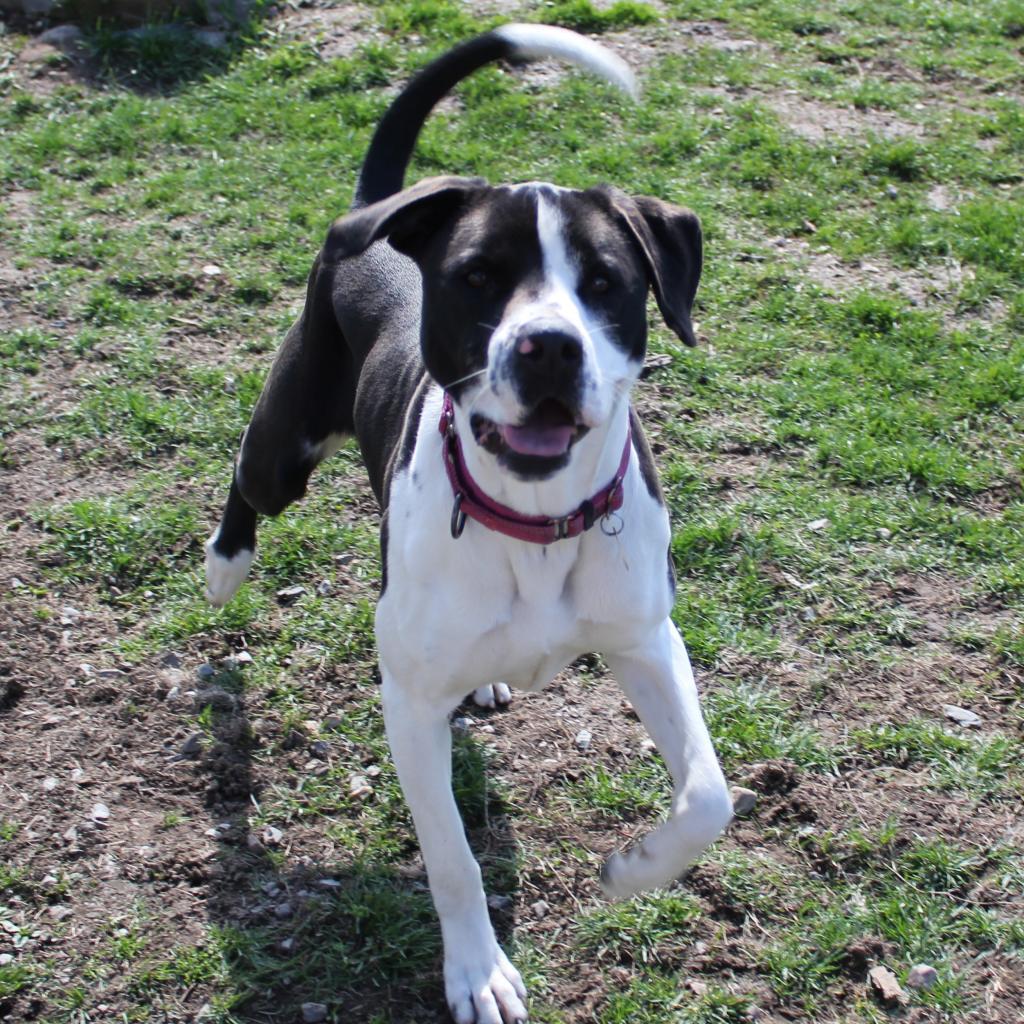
[{"left": 200, "top": 678, "right": 521, "bottom": 1022}]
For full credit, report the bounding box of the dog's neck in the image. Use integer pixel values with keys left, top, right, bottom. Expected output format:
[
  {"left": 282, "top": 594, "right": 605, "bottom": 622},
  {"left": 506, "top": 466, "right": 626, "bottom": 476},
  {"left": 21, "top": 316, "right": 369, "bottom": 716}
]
[{"left": 449, "top": 395, "right": 632, "bottom": 519}]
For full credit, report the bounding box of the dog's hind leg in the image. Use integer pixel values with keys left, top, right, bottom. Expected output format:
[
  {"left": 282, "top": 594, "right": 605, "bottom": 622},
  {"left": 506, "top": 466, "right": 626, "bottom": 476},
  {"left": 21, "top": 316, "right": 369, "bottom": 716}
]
[
  {"left": 381, "top": 670, "right": 528, "bottom": 1024},
  {"left": 205, "top": 258, "right": 357, "bottom": 606},
  {"left": 601, "top": 619, "right": 733, "bottom": 899}
]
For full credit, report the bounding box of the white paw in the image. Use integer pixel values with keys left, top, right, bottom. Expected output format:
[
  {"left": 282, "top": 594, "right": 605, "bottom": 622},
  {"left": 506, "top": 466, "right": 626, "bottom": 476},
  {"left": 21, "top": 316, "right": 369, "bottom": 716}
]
[
  {"left": 445, "top": 944, "right": 527, "bottom": 1024},
  {"left": 204, "top": 533, "right": 254, "bottom": 607},
  {"left": 471, "top": 683, "right": 512, "bottom": 709}
]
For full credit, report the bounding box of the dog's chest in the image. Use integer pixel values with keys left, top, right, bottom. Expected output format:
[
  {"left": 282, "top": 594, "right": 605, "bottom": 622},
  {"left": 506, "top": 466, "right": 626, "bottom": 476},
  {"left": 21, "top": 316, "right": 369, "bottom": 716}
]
[{"left": 376, "top": 461, "right": 671, "bottom": 697}]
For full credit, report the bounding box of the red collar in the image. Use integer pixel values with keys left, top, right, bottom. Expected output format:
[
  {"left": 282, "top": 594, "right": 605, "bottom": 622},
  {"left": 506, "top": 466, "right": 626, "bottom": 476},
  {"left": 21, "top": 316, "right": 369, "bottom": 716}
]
[{"left": 439, "top": 393, "right": 631, "bottom": 544}]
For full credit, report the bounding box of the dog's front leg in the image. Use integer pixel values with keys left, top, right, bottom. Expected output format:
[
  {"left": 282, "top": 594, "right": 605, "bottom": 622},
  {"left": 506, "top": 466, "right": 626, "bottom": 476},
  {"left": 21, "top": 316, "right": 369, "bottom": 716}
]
[
  {"left": 381, "top": 670, "right": 528, "bottom": 1024},
  {"left": 602, "top": 619, "right": 733, "bottom": 899}
]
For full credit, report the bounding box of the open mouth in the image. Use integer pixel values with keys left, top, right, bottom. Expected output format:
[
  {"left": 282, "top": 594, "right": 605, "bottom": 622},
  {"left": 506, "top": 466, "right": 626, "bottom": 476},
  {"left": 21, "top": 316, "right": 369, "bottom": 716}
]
[{"left": 471, "top": 398, "right": 589, "bottom": 459}]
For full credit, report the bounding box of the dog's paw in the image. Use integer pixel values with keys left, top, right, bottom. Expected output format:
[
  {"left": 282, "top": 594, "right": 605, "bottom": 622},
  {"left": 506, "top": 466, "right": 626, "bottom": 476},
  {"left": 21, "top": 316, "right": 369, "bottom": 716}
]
[
  {"left": 470, "top": 683, "right": 512, "bottom": 709},
  {"left": 445, "top": 944, "right": 527, "bottom": 1024},
  {"left": 204, "top": 534, "right": 254, "bottom": 607}
]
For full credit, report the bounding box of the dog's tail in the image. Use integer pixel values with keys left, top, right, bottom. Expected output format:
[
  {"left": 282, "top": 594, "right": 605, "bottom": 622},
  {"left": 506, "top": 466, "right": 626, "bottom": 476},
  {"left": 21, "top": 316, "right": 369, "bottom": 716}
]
[{"left": 353, "top": 24, "right": 636, "bottom": 208}]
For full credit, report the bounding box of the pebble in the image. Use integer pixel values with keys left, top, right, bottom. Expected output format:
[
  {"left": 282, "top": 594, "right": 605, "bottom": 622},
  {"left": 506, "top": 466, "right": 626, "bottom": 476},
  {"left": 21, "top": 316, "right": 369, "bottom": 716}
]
[
  {"left": 260, "top": 825, "right": 283, "bottom": 847},
  {"left": 274, "top": 901, "right": 294, "bottom": 919},
  {"left": 316, "top": 579, "right": 333, "bottom": 597},
  {"left": 452, "top": 716, "right": 473, "bottom": 734},
  {"left": 686, "top": 979, "right": 708, "bottom": 996},
  {"left": 531, "top": 900, "right": 549, "bottom": 919},
  {"left": 90, "top": 802, "right": 110, "bottom": 822},
  {"left": 876, "top": 527, "right": 892, "bottom": 540},
  {"left": 868, "top": 965, "right": 907, "bottom": 1005},
  {"left": 179, "top": 733, "right": 205, "bottom": 759},
  {"left": 276, "top": 585, "right": 306, "bottom": 604},
  {"left": 201, "top": 264, "right": 223, "bottom": 277},
  {"left": 0, "top": 953, "right": 12, "bottom": 965},
  {"left": 194, "top": 688, "right": 237, "bottom": 713},
  {"left": 309, "top": 740, "right": 330, "bottom": 759},
  {"left": 300, "top": 1004, "right": 328, "bottom": 1024},
  {"left": 730, "top": 785, "right": 758, "bottom": 816},
  {"left": 348, "top": 774, "right": 373, "bottom": 801},
  {"left": 639, "top": 737, "right": 657, "bottom": 754},
  {"left": 906, "top": 963, "right": 938, "bottom": 989},
  {"left": 886, "top": 184, "right": 900, "bottom": 199},
  {"left": 43, "top": 777, "right": 59, "bottom": 792},
  {"left": 943, "top": 704, "right": 981, "bottom": 728},
  {"left": 574, "top": 729, "right": 592, "bottom": 751},
  {"left": 317, "top": 878, "right": 341, "bottom": 890},
  {"left": 487, "top": 894, "right": 513, "bottom": 911},
  {"left": 60, "top": 606, "right": 81, "bottom": 625},
  {"left": 278, "top": 936, "right": 295, "bottom": 953},
  {"left": 234, "top": 650, "right": 253, "bottom": 665},
  {"left": 197, "top": 664, "right": 216, "bottom": 681},
  {"left": 806, "top": 518, "right": 829, "bottom": 532}
]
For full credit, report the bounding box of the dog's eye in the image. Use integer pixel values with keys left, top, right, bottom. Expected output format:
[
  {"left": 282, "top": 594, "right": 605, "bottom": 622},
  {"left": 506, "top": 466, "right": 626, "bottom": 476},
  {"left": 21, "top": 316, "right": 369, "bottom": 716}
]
[
  {"left": 465, "top": 269, "right": 488, "bottom": 288},
  {"left": 590, "top": 275, "right": 611, "bottom": 295}
]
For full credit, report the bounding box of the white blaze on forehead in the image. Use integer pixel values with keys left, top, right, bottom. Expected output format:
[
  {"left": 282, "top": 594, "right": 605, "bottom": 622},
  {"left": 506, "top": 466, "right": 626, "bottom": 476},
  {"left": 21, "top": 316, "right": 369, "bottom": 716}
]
[{"left": 535, "top": 191, "right": 583, "bottom": 323}]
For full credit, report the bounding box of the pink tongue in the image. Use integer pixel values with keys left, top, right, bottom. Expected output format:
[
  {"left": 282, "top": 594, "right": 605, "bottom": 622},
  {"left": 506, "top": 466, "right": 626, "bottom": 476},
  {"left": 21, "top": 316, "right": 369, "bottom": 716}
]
[{"left": 500, "top": 423, "right": 574, "bottom": 457}]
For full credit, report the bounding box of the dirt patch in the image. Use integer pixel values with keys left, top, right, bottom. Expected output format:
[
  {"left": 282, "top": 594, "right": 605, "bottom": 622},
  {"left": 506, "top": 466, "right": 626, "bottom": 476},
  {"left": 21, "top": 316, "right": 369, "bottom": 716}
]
[{"left": 767, "top": 90, "right": 923, "bottom": 142}]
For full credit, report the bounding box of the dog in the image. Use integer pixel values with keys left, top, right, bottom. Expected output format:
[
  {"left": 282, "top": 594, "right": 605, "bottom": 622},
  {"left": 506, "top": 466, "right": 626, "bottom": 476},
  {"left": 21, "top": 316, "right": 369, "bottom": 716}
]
[{"left": 205, "top": 24, "right": 732, "bottom": 1024}]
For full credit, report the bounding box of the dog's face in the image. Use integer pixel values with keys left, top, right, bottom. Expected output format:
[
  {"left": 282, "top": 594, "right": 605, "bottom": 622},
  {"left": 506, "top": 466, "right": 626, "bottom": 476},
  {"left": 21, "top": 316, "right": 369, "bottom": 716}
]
[{"left": 326, "top": 177, "right": 702, "bottom": 478}]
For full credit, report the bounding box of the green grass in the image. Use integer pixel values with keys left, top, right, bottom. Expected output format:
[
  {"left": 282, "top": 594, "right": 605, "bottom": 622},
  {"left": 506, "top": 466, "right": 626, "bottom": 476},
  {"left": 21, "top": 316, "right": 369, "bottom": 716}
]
[{"left": 2, "top": 0, "right": 1023, "bottom": 1021}]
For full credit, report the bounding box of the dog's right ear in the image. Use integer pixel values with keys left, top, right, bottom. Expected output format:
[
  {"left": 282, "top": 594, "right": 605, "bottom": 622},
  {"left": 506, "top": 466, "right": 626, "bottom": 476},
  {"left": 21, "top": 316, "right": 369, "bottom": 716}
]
[{"left": 323, "top": 176, "right": 487, "bottom": 264}]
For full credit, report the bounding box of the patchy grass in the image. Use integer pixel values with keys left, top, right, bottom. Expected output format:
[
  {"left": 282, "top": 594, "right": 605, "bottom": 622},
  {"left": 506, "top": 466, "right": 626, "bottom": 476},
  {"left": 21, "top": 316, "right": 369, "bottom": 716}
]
[{"left": 1, "top": 0, "right": 1022, "bottom": 1022}]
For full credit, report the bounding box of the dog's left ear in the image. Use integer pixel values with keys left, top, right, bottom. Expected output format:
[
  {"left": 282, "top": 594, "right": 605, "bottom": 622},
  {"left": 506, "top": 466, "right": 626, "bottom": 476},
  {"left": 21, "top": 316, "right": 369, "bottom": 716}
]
[
  {"left": 599, "top": 188, "right": 703, "bottom": 347},
  {"left": 324, "top": 176, "right": 487, "bottom": 264}
]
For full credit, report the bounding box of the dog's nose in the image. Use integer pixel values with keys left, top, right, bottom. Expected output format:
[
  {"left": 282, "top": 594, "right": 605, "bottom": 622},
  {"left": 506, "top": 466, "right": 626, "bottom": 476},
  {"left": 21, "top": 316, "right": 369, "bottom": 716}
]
[{"left": 515, "top": 330, "right": 583, "bottom": 372}]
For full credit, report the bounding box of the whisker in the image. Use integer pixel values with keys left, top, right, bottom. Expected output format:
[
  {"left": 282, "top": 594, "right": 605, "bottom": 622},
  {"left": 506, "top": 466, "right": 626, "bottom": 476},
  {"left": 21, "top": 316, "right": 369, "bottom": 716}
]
[
  {"left": 477, "top": 322, "right": 501, "bottom": 332},
  {"left": 442, "top": 367, "right": 488, "bottom": 391}
]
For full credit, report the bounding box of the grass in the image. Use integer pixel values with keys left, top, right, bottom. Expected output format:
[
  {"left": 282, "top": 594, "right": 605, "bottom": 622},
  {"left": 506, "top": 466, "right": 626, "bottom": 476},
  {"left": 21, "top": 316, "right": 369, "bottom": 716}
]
[{"left": 1, "top": 0, "right": 1023, "bottom": 1021}]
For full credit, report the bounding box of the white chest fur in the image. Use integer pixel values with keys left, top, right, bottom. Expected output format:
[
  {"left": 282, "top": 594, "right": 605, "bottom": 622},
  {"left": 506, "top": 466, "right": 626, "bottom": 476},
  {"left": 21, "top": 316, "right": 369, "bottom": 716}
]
[{"left": 375, "top": 391, "right": 673, "bottom": 702}]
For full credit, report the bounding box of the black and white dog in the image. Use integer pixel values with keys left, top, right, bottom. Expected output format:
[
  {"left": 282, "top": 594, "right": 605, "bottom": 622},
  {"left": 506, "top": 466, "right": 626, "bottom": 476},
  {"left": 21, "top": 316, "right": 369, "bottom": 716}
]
[{"left": 205, "top": 24, "right": 731, "bottom": 1024}]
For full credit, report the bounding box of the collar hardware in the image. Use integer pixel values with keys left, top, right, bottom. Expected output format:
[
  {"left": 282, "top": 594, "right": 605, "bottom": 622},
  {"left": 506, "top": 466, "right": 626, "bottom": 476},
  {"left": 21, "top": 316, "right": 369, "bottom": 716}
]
[{"left": 438, "top": 393, "right": 631, "bottom": 545}]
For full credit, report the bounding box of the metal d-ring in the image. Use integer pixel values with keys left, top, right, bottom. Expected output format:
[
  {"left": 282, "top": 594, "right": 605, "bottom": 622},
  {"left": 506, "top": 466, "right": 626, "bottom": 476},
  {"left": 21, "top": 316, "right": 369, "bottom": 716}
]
[
  {"left": 450, "top": 492, "right": 467, "bottom": 539},
  {"left": 600, "top": 510, "right": 624, "bottom": 537}
]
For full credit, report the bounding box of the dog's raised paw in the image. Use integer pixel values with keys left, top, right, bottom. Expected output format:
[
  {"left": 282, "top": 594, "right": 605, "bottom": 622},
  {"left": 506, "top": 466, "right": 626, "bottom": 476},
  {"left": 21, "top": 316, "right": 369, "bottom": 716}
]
[
  {"left": 204, "top": 534, "right": 254, "bottom": 607},
  {"left": 471, "top": 683, "right": 512, "bottom": 709},
  {"left": 446, "top": 945, "right": 527, "bottom": 1024}
]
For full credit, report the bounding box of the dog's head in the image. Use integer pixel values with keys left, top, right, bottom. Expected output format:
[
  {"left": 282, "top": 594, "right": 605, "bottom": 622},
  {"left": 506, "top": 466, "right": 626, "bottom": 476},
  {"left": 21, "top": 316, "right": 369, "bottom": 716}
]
[{"left": 326, "top": 178, "right": 701, "bottom": 479}]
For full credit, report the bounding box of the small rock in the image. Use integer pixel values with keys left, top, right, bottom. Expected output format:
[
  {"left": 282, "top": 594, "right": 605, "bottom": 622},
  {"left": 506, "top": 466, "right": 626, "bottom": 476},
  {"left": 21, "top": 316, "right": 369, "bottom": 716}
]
[
  {"left": 531, "top": 900, "right": 549, "bottom": 919},
  {"left": 317, "top": 878, "right": 341, "bottom": 890},
  {"left": 194, "top": 688, "right": 237, "bottom": 713},
  {"left": 179, "top": 733, "right": 205, "bottom": 759},
  {"left": 686, "top": 979, "right": 708, "bottom": 996},
  {"left": 165, "top": 686, "right": 182, "bottom": 702},
  {"left": 316, "top": 579, "right": 333, "bottom": 597},
  {"left": 801, "top": 218, "right": 817, "bottom": 234},
  {"left": 943, "top": 704, "right": 982, "bottom": 728},
  {"left": 10, "top": 577, "right": 23, "bottom": 589},
  {"left": 906, "top": 963, "right": 938, "bottom": 990},
  {"left": 300, "top": 1004, "right": 328, "bottom": 1024},
  {"left": 278, "top": 936, "right": 295, "bottom": 953},
  {"left": 260, "top": 825, "right": 283, "bottom": 847},
  {"left": 639, "top": 737, "right": 657, "bottom": 754},
  {"left": 63, "top": 825, "right": 78, "bottom": 842},
  {"left": 39, "top": 24, "right": 84, "bottom": 48},
  {"left": 886, "top": 184, "right": 900, "bottom": 199},
  {"left": 322, "top": 715, "right": 343, "bottom": 731},
  {"left": 730, "top": 785, "right": 758, "bottom": 816},
  {"left": 70, "top": 768, "right": 86, "bottom": 783},
  {"left": 276, "top": 585, "right": 306, "bottom": 604},
  {"left": 79, "top": 663, "right": 94, "bottom": 677},
  {"left": 452, "top": 716, "right": 473, "bottom": 734},
  {"left": 197, "top": 663, "right": 216, "bottom": 681},
  {"left": 274, "top": 901, "right": 294, "bottom": 919},
  {"left": 479, "top": 723, "right": 495, "bottom": 734},
  {"left": 348, "top": 774, "right": 373, "bottom": 801},
  {"left": 806, "top": 518, "right": 829, "bottom": 532},
  {"left": 574, "top": 729, "right": 592, "bottom": 751},
  {"left": 0, "top": 953, "right": 12, "bottom": 966},
  {"left": 487, "top": 894, "right": 513, "bottom": 911},
  {"left": 309, "top": 740, "right": 330, "bottom": 759},
  {"left": 201, "top": 264, "right": 223, "bottom": 277},
  {"left": 60, "top": 606, "right": 81, "bottom": 626},
  {"left": 234, "top": 650, "right": 253, "bottom": 665},
  {"left": 90, "top": 803, "right": 110, "bottom": 822},
  {"left": 868, "top": 964, "right": 907, "bottom": 1005},
  {"left": 160, "top": 652, "right": 184, "bottom": 669},
  {"left": 43, "top": 776, "right": 59, "bottom": 792},
  {"left": 876, "top": 527, "right": 892, "bottom": 540}
]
